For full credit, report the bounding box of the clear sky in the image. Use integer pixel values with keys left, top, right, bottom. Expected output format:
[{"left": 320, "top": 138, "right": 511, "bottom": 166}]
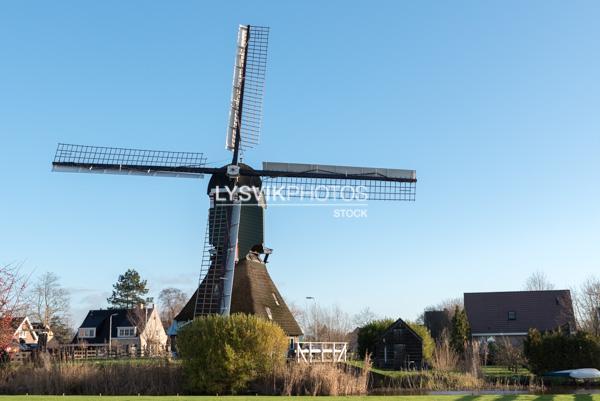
[{"left": 1, "top": 1, "right": 599, "bottom": 326}]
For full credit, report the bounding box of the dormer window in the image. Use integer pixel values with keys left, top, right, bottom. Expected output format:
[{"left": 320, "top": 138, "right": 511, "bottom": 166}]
[
  {"left": 508, "top": 311, "right": 517, "bottom": 321},
  {"left": 117, "top": 327, "right": 136, "bottom": 337},
  {"left": 265, "top": 306, "right": 273, "bottom": 320},
  {"left": 272, "top": 293, "right": 280, "bottom": 306},
  {"left": 78, "top": 327, "right": 96, "bottom": 338}
]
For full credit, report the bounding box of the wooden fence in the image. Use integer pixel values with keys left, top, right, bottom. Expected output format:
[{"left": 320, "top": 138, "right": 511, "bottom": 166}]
[
  {"left": 57, "top": 344, "right": 169, "bottom": 360},
  {"left": 10, "top": 342, "right": 347, "bottom": 364},
  {"left": 9, "top": 344, "right": 169, "bottom": 363}
]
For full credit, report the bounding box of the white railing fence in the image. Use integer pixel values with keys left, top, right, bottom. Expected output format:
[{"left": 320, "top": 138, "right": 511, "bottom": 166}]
[{"left": 293, "top": 341, "right": 347, "bottom": 363}]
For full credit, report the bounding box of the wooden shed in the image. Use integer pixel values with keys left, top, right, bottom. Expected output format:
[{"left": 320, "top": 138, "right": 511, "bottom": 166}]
[{"left": 373, "top": 318, "right": 423, "bottom": 370}]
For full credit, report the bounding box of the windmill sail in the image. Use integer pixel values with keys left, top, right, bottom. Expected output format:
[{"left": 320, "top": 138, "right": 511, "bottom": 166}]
[
  {"left": 226, "top": 25, "right": 269, "bottom": 153},
  {"left": 52, "top": 143, "right": 208, "bottom": 179},
  {"left": 258, "top": 161, "right": 417, "bottom": 201},
  {"left": 193, "top": 200, "right": 231, "bottom": 316}
]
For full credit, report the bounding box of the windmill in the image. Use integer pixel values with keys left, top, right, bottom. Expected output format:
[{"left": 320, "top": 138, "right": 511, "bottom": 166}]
[{"left": 51, "top": 25, "right": 417, "bottom": 338}]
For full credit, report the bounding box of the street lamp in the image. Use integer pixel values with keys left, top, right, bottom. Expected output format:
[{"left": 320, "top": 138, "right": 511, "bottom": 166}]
[
  {"left": 304, "top": 297, "right": 317, "bottom": 340},
  {"left": 108, "top": 313, "right": 118, "bottom": 357}
]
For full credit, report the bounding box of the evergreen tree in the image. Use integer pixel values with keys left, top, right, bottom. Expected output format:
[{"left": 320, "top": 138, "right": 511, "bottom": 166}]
[
  {"left": 107, "top": 268, "right": 152, "bottom": 308},
  {"left": 450, "top": 305, "right": 470, "bottom": 356}
]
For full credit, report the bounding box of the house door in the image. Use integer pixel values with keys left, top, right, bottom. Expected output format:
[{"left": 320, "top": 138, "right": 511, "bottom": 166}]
[{"left": 393, "top": 344, "right": 406, "bottom": 370}]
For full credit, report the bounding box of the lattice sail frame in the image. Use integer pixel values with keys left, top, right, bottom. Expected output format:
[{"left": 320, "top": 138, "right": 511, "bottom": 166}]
[
  {"left": 54, "top": 143, "right": 207, "bottom": 167},
  {"left": 258, "top": 161, "right": 417, "bottom": 201},
  {"left": 53, "top": 143, "right": 208, "bottom": 178},
  {"left": 226, "top": 25, "right": 269, "bottom": 152},
  {"left": 193, "top": 195, "right": 232, "bottom": 317},
  {"left": 261, "top": 176, "right": 416, "bottom": 201}
]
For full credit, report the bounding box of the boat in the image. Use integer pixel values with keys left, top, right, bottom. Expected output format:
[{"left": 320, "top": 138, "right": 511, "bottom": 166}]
[{"left": 544, "top": 368, "right": 600, "bottom": 380}]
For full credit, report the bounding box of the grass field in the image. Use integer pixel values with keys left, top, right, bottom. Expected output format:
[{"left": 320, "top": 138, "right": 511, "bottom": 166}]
[
  {"left": 1, "top": 395, "right": 599, "bottom": 401},
  {"left": 346, "top": 362, "right": 530, "bottom": 380},
  {"left": 481, "top": 366, "right": 531, "bottom": 378}
]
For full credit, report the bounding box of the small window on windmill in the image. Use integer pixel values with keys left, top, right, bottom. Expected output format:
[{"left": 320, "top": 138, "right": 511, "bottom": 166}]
[
  {"left": 272, "top": 293, "right": 280, "bottom": 306},
  {"left": 265, "top": 306, "right": 273, "bottom": 320}
]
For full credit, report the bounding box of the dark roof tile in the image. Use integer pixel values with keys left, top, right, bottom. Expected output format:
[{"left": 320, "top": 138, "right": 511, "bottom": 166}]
[{"left": 464, "top": 290, "right": 575, "bottom": 335}]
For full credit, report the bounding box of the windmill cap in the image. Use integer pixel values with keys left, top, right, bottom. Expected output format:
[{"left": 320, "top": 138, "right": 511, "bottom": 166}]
[{"left": 207, "top": 163, "right": 262, "bottom": 195}]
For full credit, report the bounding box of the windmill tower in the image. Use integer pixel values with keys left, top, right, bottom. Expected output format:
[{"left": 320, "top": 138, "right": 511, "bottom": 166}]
[{"left": 51, "top": 25, "right": 417, "bottom": 339}]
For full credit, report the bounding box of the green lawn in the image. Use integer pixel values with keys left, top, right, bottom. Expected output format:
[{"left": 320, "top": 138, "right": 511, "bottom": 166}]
[
  {"left": 346, "top": 360, "right": 421, "bottom": 378},
  {"left": 1, "top": 396, "right": 599, "bottom": 401},
  {"left": 346, "top": 361, "right": 531, "bottom": 380},
  {"left": 481, "top": 366, "right": 531, "bottom": 378}
]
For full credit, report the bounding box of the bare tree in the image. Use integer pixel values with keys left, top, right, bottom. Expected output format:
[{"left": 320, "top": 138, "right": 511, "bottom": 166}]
[
  {"left": 523, "top": 271, "right": 555, "bottom": 291},
  {"left": 286, "top": 301, "right": 304, "bottom": 323},
  {"left": 157, "top": 287, "right": 187, "bottom": 327},
  {"left": 573, "top": 276, "right": 600, "bottom": 335},
  {"left": 352, "top": 307, "right": 378, "bottom": 328},
  {"left": 301, "top": 303, "right": 353, "bottom": 342},
  {"left": 425, "top": 297, "right": 463, "bottom": 314},
  {"left": 28, "top": 272, "right": 72, "bottom": 342},
  {"left": 0, "top": 263, "right": 28, "bottom": 348},
  {"left": 496, "top": 337, "right": 525, "bottom": 373}
]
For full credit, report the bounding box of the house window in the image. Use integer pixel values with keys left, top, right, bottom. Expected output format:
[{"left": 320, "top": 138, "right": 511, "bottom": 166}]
[
  {"left": 272, "top": 293, "right": 280, "bottom": 306},
  {"left": 265, "top": 306, "right": 273, "bottom": 320},
  {"left": 117, "top": 327, "right": 136, "bottom": 337},
  {"left": 508, "top": 311, "right": 517, "bottom": 321},
  {"left": 18, "top": 330, "right": 27, "bottom": 339},
  {"left": 78, "top": 327, "right": 96, "bottom": 338}
]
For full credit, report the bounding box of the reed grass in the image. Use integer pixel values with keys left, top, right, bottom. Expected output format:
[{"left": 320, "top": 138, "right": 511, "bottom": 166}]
[
  {"left": 0, "top": 356, "right": 182, "bottom": 395},
  {"left": 257, "top": 355, "right": 371, "bottom": 396}
]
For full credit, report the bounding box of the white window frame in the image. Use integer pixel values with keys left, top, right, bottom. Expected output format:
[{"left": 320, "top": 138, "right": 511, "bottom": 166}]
[
  {"left": 265, "top": 306, "right": 273, "bottom": 320},
  {"left": 78, "top": 327, "right": 96, "bottom": 338},
  {"left": 117, "top": 326, "right": 136, "bottom": 338}
]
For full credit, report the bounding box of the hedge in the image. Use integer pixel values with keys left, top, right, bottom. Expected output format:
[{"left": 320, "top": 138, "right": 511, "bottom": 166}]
[{"left": 523, "top": 328, "right": 600, "bottom": 374}]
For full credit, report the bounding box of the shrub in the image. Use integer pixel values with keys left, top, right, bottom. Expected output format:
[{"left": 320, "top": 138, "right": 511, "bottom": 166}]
[
  {"left": 407, "top": 322, "right": 435, "bottom": 364},
  {"left": 523, "top": 328, "right": 600, "bottom": 374},
  {"left": 356, "top": 319, "right": 394, "bottom": 359},
  {"left": 177, "top": 313, "right": 288, "bottom": 394}
]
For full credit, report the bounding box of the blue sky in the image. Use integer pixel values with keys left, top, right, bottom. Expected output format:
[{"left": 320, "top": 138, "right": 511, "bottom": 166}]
[{"left": 1, "top": 1, "right": 599, "bottom": 326}]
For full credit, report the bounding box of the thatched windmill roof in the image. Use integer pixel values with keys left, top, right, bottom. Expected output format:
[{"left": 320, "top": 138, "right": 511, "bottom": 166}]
[{"left": 175, "top": 255, "right": 302, "bottom": 337}]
